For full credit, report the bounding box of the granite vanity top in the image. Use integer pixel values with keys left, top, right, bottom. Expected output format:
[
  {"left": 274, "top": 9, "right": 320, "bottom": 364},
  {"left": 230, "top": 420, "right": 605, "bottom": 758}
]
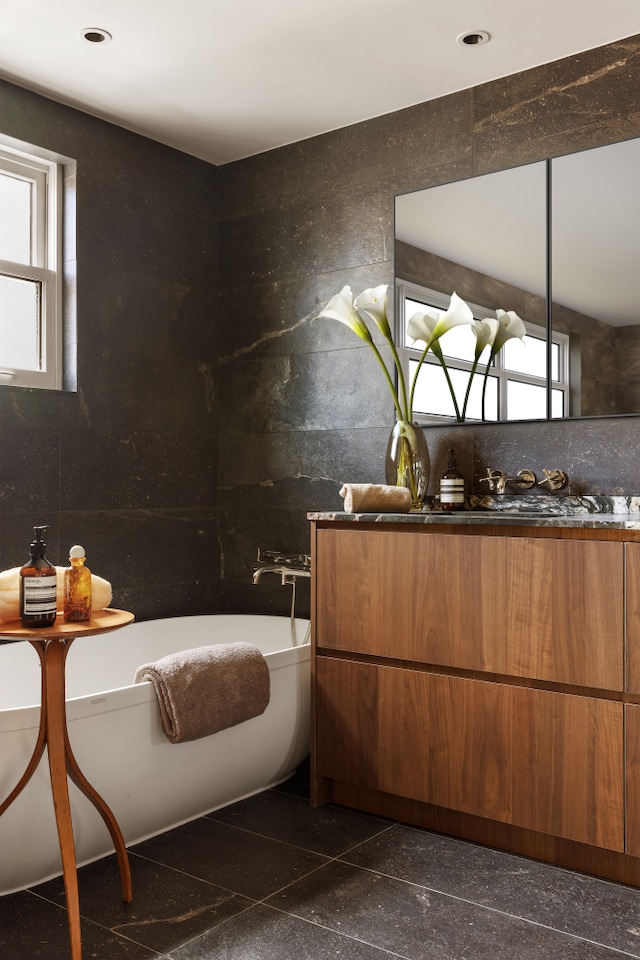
[{"left": 308, "top": 495, "right": 640, "bottom": 530}]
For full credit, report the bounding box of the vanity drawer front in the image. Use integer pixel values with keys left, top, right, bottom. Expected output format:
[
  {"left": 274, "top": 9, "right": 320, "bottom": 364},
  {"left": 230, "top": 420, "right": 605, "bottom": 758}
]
[
  {"left": 316, "top": 528, "right": 623, "bottom": 689},
  {"left": 316, "top": 656, "right": 625, "bottom": 851}
]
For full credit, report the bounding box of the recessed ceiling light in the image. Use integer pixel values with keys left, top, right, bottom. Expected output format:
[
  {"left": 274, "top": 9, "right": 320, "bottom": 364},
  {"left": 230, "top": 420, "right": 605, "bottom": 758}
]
[
  {"left": 80, "top": 28, "right": 112, "bottom": 44},
  {"left": 457, "top": 30, "right": 490, "bottom": 47}
]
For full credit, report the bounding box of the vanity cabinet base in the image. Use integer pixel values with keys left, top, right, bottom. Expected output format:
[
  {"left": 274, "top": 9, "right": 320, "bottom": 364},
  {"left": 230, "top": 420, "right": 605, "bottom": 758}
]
[{"left": 312, "top": 776, "right": 640, "bottom": 889}]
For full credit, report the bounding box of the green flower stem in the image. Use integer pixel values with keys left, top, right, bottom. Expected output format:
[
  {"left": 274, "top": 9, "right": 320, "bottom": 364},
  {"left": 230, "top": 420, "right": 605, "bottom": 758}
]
[
  {"left": 480, "top": 352, "right": 496, "bottom": 421},
  {"left": 461, "top": 354, "right": 483, "bottom": 422},
  {"left": 369, "top": 340, "right": 406, "bottom": 421},
  {"left": 432, "top": 344, "right": 462, "bottom": 422},
  {"left": 408, "top": 338, "right": 435, "bottom": 418},
  {"left": 387, "top": 336, "right": 410, "bottom": 422}
]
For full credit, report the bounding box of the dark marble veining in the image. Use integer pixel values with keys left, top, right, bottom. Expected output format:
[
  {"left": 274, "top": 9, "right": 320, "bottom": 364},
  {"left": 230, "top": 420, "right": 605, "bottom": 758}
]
[{"left": 308, "top": 494, "right": 640, "bottom": 529}]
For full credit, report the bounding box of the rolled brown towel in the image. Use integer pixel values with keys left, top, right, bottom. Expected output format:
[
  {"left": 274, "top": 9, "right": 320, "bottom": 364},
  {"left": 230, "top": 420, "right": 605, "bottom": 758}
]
[
  {"left": 134, "top": 641, "right": 270, "bottom": 744},
  {"left": 339, "top": 483, "right": 412, "bottom": 513}
]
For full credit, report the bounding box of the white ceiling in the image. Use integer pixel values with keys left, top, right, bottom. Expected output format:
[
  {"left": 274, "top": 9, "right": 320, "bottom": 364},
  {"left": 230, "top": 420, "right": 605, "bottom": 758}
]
[{"left": 0, "top": 1, "right": 638, "bottom": 166}]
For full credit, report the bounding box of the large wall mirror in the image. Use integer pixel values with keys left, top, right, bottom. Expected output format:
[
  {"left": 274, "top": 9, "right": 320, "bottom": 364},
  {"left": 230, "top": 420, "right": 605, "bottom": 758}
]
[{"left": 395, "top": 136, "right": 640, "bottom": 424}]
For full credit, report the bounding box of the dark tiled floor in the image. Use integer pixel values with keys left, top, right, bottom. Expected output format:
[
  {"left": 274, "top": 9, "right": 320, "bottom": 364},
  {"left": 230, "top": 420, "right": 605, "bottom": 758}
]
[{"left": 3, "top": 760, "right": 640, "bottom": 959}]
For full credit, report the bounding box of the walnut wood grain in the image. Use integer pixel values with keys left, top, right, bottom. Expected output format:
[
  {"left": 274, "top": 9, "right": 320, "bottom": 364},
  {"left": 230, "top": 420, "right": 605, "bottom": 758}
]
[
  {"left": 316, "top": 656, "right": 625, "bottom": 850},
  {"left": 626, "top": 543, "right": 640, "bottom": 693},
  {"left": 316, "top": 528, "right": 623, "bottom": 690},
  {"left": 627, "top": 704, "right": 640, "bottom": 856}
]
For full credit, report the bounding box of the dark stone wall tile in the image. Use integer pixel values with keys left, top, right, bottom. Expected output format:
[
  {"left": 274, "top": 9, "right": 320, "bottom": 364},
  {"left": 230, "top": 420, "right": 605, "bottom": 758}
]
[
  {"left": 473, "top": 35, "right": 640, "bottom": 173},
  {"left": 58, "top": 428, "right": 216, "bottom": 511},
  {"left": 219, "top": 182, "right": 394, "bottom": 291},
  {"left": 217, "top": 263, "right": 393, "bottom": 362},
  {"left": 55, "top": 508, "right": 220, "bottom": 619},
  {"left": 0, "top": 83, "right": 219, "bottom": 620}
]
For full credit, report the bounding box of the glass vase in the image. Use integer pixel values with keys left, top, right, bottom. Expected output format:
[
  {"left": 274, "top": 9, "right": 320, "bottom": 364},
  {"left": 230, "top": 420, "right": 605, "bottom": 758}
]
[{"left": 385, "top": 420, "right": 430, "bottom": 509}]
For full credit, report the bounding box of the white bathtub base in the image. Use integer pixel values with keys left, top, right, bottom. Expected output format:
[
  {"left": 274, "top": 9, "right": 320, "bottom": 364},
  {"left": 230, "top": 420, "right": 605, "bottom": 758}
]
[{"left": 0, "top": 615, "right": 310, "bottom": 895}]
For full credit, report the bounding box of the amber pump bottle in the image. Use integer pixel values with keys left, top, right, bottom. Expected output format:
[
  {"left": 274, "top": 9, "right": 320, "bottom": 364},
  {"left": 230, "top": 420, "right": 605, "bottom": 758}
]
[
  {"left": 440, "top": 448, "right": 465, "bottom": 511},
  {"left": 64, "top": 545, "right": 92, "bottom": 623},
  {"left": 20, "top": 525, "right": 58, "bottom": 627}
]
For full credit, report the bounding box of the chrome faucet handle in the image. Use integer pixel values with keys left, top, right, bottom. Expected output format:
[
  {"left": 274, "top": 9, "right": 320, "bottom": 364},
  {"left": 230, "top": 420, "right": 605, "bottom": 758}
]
[
  {"left": 538, "top": 469, "right": 568, "bottom": 491},
  {"left": 479, "top": 469, "right": 507, "bottom": 494}
]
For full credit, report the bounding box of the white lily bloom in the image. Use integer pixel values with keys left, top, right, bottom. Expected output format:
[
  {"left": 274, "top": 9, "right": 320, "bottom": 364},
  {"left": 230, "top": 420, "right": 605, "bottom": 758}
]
[
  {"left": 312, "top": 285, "right": 373, "bottom": 343},
  {"left": 492, "top": 309, "right": 527, "bottom": 352},
  {"left": 407, "top": 292, "right": 474, "bottom": 349},
  {"left": 407, "top": 308, "right": 441, "bottom": 346},
  {"left": 472, "top": 318, "right": 500, "bottom": 355},
  {"left": 354, "top": 285, "right": 391, "bottom": 339}
]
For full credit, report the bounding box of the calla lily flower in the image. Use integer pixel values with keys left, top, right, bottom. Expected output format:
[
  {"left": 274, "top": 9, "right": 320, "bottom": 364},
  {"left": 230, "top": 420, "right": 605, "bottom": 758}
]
[
  {"left": 492, "top": 309, "right": 527, "bottom": 352},
  {"left": 407, "top": 292, "right": 475, "bottom": 417},
  {"left": 312, "top": 283, "right": 528, "bottom": 426},
  {"left": 407, "top": 292, "right": 474, "bottom": 351},
  {"left": 471, "top": 318, "right": 500, "bottom": 356},
  {"left": 354, "top": 285, "right": 392, "bottom": 339},
  {"left": 313, "top": 284, "right": 407, "bottom": 421},
  {"left": 312, "top": 285, "right": 373, "bottom": 344}
]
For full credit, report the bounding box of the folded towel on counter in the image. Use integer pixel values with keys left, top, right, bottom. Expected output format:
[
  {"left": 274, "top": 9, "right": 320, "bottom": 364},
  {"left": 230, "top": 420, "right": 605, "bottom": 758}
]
[
  {"left": 0, "top": 566, "right": 113, "bottom": 622},
  {"left": 339, "top": 483, "right": 412, "bottom": 514},
  {"left": 134, "top": 641, "right": 270, "bottom": 744}
]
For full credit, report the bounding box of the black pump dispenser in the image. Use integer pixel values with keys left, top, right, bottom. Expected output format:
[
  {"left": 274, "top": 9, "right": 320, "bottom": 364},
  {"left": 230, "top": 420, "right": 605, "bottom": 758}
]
[
  {"left": 20, "top": 524, "right": 57, "bottom": 627},
  {"left": 31, "top": 525, "right": 48, "bottom": 558}
]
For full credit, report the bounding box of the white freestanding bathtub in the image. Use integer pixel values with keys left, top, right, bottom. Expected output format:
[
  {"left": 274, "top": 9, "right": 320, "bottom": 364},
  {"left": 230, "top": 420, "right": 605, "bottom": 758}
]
[{"left": 0, "top": 614, "right": 311, "bottom": 895}]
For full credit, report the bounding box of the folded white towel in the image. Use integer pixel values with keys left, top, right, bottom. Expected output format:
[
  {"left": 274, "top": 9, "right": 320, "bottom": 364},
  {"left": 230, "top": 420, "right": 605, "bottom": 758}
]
[{"left": 339, "top": 483, "right": 412, "bottom": 514}]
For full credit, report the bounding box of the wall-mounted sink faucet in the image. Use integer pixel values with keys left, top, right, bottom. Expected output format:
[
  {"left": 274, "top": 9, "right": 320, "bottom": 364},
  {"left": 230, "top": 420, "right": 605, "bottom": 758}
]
[
  {"left": 480, "top": 467, "right": 568, "bottom": 494},
  {"left": 479, "top": 469, "right": 537, "bottom": 496}
]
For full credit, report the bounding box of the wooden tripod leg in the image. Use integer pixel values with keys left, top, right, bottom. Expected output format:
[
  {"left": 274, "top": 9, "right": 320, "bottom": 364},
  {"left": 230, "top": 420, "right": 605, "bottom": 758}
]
[
  {"left": 0, "top": 642, "right": 47, "bottom": 817},
  {"left": 64, "top": 737, "right": 133, "bottom": 902},
  {"left": 44, "top": 640, "right": 83, "bottom": 960}
]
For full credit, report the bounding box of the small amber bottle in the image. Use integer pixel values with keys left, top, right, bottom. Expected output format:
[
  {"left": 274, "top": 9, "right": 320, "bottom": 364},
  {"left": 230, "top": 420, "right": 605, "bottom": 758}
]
[
  {"left": 20, "top": 525, "right": 58, "bottom": 627},
  {"left": 440, "top": 448, "right": 465, "bottom": 511},
  {"left": 64, "top": 545, "right": 92, "bottom": 622}
]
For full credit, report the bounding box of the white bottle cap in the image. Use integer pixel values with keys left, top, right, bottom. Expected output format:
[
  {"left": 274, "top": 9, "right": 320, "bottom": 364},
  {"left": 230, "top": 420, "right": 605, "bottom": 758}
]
[{"left": 69, "top": 544, "right": 86, "bottom": 559}]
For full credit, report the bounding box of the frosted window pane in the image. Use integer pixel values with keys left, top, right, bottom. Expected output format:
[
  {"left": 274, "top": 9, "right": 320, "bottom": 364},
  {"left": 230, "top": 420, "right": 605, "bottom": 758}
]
[
  {"left": 410, "top": 359, "right": 498, "bottom": 421},
  {"left": 507, "top": 381, "right": 546, "bottom": 420},
  {"left": 503, "top": 335, "right": 545, "bottom": 377},
  {"left": 0, "top": 275, "right": 41, "bottom": 369},
  {"left": 551, "top": 388, "right": 565, "bottom": 418},
  {"left": 0, "top": 172, "right": 31, "bottom": 264}
]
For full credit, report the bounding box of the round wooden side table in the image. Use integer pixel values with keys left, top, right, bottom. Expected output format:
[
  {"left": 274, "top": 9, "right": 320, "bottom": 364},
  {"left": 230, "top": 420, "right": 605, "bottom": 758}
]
[{"left": 0, "top": 609, "right": 135, "bottom": 960}]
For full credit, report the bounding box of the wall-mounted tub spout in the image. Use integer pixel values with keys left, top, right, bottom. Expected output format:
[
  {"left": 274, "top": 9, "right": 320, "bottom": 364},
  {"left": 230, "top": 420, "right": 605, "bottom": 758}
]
[
  {"left": 252, "top": 549, "right": 312, "bottom": 646},
  {"left": 252, "top": 549, "right": 311, "bottom": 585}
]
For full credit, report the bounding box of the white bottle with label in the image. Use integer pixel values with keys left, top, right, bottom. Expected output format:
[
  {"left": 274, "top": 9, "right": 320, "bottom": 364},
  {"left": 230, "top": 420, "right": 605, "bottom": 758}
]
[{"left": 440, "top": 448, "right": 465, "bottom": 511}]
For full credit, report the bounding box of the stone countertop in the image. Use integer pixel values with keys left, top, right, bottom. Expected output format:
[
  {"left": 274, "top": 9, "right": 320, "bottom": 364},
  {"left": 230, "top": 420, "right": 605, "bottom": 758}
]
[{"left": 308, "top": 495, "right": 640, "bottom": 531}]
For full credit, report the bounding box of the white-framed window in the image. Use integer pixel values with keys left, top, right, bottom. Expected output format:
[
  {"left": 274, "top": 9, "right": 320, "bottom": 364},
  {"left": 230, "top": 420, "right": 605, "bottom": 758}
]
[
  {"left": 0, "top": 141, "right": 64, "bottom": 390},
  {"left": 396, "top": 280, "right": 570, "bottom": 423}
]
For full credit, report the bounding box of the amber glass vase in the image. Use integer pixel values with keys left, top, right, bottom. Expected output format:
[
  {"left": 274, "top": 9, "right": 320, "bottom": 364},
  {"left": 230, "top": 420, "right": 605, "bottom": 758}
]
[{"left": 384, "top": 420, "right": 430, "bottom": 509}]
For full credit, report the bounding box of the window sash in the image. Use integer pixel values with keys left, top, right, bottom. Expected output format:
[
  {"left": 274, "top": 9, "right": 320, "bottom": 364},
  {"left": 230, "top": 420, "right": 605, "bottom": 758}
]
[{"left": 0, "top": 143, "right": 62, "bottom": 390}]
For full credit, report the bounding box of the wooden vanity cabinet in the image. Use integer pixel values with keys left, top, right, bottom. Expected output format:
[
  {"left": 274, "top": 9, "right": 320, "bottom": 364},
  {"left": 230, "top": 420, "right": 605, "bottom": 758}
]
[{"left": 311, "top": 520, "right": 640, "bottom": 887}]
